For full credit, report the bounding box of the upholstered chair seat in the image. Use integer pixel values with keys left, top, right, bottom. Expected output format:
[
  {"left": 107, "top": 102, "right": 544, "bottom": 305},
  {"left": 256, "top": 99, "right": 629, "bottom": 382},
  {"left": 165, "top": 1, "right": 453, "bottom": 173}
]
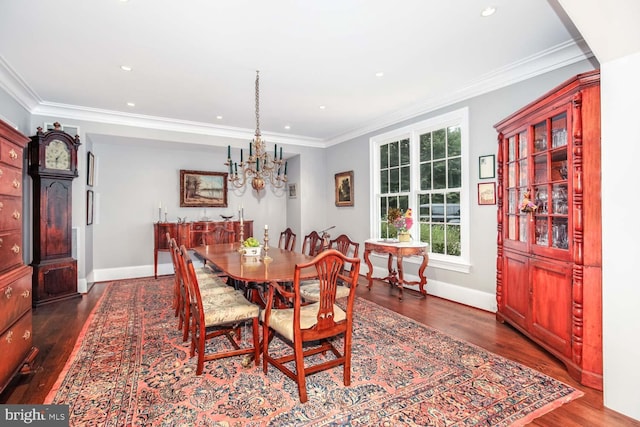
[{"left": 260, "top": 302, "right": 346, "bottom": 342}]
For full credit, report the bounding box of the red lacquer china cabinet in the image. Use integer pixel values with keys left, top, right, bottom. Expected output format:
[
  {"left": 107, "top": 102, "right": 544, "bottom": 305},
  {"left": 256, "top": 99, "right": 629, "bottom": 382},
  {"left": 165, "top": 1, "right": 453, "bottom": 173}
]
[{"left": 494, "top": 70, "right": 602, "bottom": 390}]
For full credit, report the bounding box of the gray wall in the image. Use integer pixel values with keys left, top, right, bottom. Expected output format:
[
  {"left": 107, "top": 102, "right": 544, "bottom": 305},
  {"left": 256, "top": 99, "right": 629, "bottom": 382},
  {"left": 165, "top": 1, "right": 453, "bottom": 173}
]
[{"left": 325, "top": 59, "right": 596, "bottom": 310}]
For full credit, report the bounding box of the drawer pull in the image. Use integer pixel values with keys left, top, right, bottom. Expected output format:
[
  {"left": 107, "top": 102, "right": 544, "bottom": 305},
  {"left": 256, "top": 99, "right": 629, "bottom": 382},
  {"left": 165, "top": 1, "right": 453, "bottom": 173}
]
[
  {"left": 0, "top": 237, "right": 3, "bottom": 247},
  {"left": 0, "top": 168, "right": 3, "bottom": 177},
  {"left": 12, "top": 178, "right": 20, "bottom": 189},
  {"left": 11, "top": 244, "right": 20, "bottom": 254},
  {"left": 9, "top": 149, "right": 18, "bottom": 160},
  {"left": 0, "top": 201, "right": 3, "bottom": 209},
  {"left": 5, "top": 330, "right": 12, "bottom": 343},
  {"left": 22, "top": 290, "right": 30, "bottom": 298},
  {"left": 23, "top": 330, "right": 31, "bottom": 340},
  {"left": 13, "top": 210, "right": 21, "bottom": 220},
  {"left": 4, "top": 286, "right": 12, "bottom": 299}
]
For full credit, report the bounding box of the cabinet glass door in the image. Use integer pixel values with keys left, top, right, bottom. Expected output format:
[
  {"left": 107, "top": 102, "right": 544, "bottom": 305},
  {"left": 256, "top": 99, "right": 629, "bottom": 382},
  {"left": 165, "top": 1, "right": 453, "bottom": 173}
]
[
  {"left": 532, "top": 113, "right": 569, "bottom": 250},
  {"left": 506, "top": 131, "right": 529, "bottom": 243}
]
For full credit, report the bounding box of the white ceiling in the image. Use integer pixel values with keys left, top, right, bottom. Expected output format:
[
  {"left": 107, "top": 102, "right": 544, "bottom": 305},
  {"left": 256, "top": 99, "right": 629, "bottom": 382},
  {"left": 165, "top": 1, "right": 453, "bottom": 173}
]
[{"left": 0, "top": 0, "right": 590, "bottom": 145}]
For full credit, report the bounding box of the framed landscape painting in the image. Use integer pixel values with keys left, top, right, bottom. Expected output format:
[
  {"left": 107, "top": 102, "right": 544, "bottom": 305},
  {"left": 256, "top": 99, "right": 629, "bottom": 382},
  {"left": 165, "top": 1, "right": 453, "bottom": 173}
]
[
  {"left": 335, "top": 171, "right": 354, "bottom": 207},
  {"left": 180, "top": 170, "right": 228, "bottom": 208}
]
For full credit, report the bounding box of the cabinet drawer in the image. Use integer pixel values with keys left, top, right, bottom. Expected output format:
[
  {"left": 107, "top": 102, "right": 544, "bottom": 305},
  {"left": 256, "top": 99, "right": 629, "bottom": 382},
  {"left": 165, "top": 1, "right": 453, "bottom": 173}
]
[
  {"left": 0, "top": 270, "right": 31, "bottom": 333},
  {"left": 0, "top": 164, "right": 23, "bottom": 197},
  {"left": 0, "top": 139, "right": 23, "bottom": 168},
  {"left": 0, "top": 195, "right": 22, "bottom": 231},
  {"left": 0, "top": 230, "right": 22, "bottom": 272},
  {"left": 0, "top": 311, "right": 33, "bottom": 390}
]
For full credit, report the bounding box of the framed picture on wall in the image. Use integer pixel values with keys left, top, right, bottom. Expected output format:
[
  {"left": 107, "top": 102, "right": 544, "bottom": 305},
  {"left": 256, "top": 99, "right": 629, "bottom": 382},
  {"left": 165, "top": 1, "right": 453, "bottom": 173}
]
[
  {"left": 87, "top": 190, "right": 94, "bottom": 225},
  {"left": 288, "top": 183, "right": 297, "bottom": 199},
  {"left": 179, "top": 170, "right": 228, "bottom": 207},
  {"left": 335, "top": 171, "right": 354, "bottom": 207},
  {"left": 479, "top": 154, "right": 495, "bottom": 179},
  {"left": 87, "top": 151, "right": 95, "bottom": 186},
  {"left": 478, "top": 182, "right": 496, "bottom": 205}
]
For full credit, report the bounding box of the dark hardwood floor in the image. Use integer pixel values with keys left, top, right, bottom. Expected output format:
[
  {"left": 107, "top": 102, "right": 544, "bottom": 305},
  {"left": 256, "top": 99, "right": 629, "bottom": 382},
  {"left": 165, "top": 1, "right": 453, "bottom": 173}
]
[{"left": 1, "top": 277, "right": 638, "bottom": 426}]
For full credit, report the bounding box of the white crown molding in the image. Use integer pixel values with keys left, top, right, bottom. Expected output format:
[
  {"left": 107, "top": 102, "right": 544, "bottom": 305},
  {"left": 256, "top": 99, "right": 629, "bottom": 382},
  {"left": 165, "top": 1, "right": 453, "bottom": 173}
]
[
  {"left": 0, "top": 55, "right": 41, "bottom": 111},
  {"left": 325, "top": 39, "right": 593, "bottom": 147},
  {"left": 31, "top": 102, "right": 325, "bottom": 148}
]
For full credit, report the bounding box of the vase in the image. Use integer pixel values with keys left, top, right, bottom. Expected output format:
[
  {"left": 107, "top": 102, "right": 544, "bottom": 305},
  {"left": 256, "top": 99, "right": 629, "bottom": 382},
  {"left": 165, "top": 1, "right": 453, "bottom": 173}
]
[{"left": 398, "top": 232, "right": 411, "bottom": 242}]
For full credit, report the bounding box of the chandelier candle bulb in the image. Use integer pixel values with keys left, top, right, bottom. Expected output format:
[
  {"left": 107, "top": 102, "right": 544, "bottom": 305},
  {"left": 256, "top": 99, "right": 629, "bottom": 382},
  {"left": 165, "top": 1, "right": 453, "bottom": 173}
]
[
  {"left": 240, "top": 149, "right": 243, "bottom": 162},
  {"left": 274, "top": 144, "right": 277, "bottom": 157},
  {"left": 249, "top": 142, "right": 252, "bottom": 156},
  {"left": 280, "top": 147, "right": 283, "bottom": 160},
  {"left": 227, "top": 145, "right": 230, "bottom": 158}
]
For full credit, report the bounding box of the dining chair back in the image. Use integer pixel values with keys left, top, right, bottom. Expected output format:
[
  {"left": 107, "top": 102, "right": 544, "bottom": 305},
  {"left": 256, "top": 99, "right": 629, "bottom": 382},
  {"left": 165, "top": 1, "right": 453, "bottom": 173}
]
[
  {"left": 301, "top": 230, "right": 323, "bottom": 256},
  {"left": 300, "top": 234, "right": 360, "bottom": 302},
  {"left": 261, "top": 249, "right": 361, "bottom": 403},
  {"left": 278, "top": 227, "right": 297, "bottom": 251},
  {"left": 201, "top": 225, "right": 236, "bottom": 245}
]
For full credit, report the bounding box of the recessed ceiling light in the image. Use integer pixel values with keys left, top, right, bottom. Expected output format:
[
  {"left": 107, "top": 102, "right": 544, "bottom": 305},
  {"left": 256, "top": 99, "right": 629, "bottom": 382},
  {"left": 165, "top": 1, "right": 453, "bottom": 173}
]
[
  {"left": 120, "top": 65, "right": 132, "bottom": 71},
  {"left": 216, "top": 115, "right": 223, "bottom": 120},
  {"left": 375, "top": 72, "right": 384, "bottom": 77},
  {"left": 284, "top": 125, "right": 291, "bottom": 130},
  {"left": 319, "top": 105, "right": 326, "bottom": 110},
  {"left": 481, "top": 6, "right": 496, "bottom": 17},
  {"left": 126, "top": 102, "right": 135, "bottom": 107}
]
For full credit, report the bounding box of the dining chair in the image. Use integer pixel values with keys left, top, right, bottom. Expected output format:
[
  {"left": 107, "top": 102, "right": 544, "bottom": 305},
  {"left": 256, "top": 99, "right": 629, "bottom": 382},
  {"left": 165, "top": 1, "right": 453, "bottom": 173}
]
[
  {"left": 261, "top": 249, "right": 361, "bottom": 403},
  {"left": 278, "top": 227, "right": 297, "bottom": 251},
  {"left": 180, "top": 244, "right": 261, "bottom": 374},
  {"left": 301, "top": 230, "right": 323, "bottom": 256},
  {"left": 172, "top": 239, "right": 238, "bottom": 342},
  {"left": 300, "top": 234, "right": 360, "bottom": 302}
]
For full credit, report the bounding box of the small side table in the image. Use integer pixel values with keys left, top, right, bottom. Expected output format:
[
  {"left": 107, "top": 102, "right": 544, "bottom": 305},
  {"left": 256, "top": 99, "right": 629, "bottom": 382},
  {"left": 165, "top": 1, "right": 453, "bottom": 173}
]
[{"left": 363, "top": 239, "right": 429, "bottom": 300}]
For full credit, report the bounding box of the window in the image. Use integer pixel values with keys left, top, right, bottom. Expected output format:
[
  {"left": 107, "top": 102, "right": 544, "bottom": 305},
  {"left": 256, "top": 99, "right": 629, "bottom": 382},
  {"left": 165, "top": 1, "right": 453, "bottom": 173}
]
[{"left": 371, "top": 108, "right": 470, "bottom": 270}]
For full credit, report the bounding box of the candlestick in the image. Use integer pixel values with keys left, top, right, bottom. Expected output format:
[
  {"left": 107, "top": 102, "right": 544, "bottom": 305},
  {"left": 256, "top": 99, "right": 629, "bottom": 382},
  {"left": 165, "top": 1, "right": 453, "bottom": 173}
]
[
  {"left": 262, "top": 227, "right": 271, "bottom": 261},
  {"left": 164, "top": 212, "right": 168, "bottom": 222},
  {"left": 158, "top": 207, "right": 162, "bottom": 223}
]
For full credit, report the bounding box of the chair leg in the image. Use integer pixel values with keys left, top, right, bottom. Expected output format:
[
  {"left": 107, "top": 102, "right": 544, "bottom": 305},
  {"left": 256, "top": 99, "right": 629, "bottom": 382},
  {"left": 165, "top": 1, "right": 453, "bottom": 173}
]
[
  {"left": 196, "top": 327, "right": 206, "bottom": 375},
  {"left": 294, "top": 339, "right": 308, "bottom": 403},
  {"left": 252, "top": 318, "right": 260, "bottom": 366},
  {"left": 262, "top": 322, "right": 269, "bottom": 374},
  {"left": 344, "top": 329, "right": 352, "bottom": 386}
]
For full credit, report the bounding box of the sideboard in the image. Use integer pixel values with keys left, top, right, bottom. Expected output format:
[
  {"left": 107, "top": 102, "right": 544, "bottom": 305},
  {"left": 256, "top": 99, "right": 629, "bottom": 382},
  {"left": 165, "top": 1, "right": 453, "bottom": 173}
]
[{"left": 153, "top": 220, "right": 253, "bottom": 278}]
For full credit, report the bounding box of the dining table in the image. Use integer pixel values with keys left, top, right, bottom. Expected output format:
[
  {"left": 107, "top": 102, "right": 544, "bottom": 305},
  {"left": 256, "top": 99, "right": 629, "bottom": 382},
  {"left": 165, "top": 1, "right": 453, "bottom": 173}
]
[{"left": 192, "top": 242, "right": 318, "bottom": 306}]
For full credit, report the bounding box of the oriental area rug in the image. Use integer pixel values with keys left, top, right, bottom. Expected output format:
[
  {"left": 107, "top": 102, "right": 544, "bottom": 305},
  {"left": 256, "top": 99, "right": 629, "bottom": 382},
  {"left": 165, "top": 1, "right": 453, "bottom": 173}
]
[{"left": 45, "top": 277, "right": 582, "bottom": 426}]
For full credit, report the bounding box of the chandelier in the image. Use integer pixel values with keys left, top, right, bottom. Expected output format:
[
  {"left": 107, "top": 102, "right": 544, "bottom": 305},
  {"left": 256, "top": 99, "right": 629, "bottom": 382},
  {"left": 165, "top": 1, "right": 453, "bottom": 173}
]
[{"left": 225, "top": 71, "right": 288, "bottom": 193}]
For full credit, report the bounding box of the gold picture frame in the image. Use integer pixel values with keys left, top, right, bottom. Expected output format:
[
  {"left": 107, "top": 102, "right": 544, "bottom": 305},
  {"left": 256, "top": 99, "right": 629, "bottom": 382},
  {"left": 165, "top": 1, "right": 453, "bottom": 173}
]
[
  {"left": 179, "top": 170, "right": 228, "bottom": 208},
  {"left": 335, "top": 171, "right": 354, "bottom": 207}
]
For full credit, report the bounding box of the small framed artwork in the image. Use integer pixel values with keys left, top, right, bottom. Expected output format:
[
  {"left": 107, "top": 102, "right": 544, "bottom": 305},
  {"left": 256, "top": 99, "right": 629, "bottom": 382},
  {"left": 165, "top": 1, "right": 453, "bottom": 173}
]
[
  {"left": 479, "top": 154, "right": 495, "bottom": 179},
  {"left": 288, "top": 183, "right": 297, "bottom": 199},
  {"left": 180, "top": 170, "right": 228, "bottom": 208},
  {"left": 335, "top": 171, "right": 354, "bottom": 207},
  {"left": 87, "top": 151, "right": 95, "bottom": 186},
  {"left": 87, "top": 190, "right": 94, "bottom": 225},
  {"left": 478, "top": 182, "right": 496, "bottom": 205}
]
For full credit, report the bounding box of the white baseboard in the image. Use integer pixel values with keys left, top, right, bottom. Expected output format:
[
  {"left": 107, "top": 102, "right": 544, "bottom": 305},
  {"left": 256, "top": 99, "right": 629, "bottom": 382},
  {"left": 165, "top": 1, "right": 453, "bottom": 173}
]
[{"left": 369, "top": 265, "right": 496, "bottom": 313}]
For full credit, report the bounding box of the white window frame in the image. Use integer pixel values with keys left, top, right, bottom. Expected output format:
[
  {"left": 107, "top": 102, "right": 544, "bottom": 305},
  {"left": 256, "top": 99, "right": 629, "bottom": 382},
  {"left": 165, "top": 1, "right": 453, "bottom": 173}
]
[{"left": 369, "top": 107, "right": 471, "bottom": 273}]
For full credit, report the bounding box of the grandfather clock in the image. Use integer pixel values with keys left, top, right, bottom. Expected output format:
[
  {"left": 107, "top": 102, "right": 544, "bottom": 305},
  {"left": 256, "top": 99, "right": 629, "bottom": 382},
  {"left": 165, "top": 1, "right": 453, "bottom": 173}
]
[{"left": 28, "top": 123, "right": 81, "bottom": 306}]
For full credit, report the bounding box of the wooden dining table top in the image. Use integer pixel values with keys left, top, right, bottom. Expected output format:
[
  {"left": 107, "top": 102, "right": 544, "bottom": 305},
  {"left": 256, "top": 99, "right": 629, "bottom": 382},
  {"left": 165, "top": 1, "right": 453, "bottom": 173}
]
[{"left": 192, "top": 243, "right": 318, "bottom": 283}]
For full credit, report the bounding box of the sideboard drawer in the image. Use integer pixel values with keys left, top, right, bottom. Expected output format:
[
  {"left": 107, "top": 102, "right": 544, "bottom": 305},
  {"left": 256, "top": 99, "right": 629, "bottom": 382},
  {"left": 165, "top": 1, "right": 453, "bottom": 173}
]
[{"left": 0, "top": 138, "right": 23, "bottom": 168}]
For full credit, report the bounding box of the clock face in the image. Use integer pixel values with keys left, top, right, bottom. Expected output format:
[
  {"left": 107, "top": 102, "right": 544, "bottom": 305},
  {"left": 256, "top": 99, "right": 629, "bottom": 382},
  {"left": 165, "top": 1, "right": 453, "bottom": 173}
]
[{"left": 45, "top": 140, "right": 71, "bottom": 170}]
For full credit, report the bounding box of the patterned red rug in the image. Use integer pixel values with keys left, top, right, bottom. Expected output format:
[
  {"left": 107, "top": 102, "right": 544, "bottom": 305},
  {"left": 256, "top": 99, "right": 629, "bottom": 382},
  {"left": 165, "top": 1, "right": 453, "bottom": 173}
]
[{"left": 45, "top": 277, "right": 582, "bottom": 426}]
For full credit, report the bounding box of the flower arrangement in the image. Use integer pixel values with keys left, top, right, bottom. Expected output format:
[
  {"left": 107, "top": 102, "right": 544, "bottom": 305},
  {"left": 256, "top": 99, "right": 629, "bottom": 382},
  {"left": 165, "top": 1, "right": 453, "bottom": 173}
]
[{"left": 387, "top": 208, "right": 413, "bottom": 232}]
